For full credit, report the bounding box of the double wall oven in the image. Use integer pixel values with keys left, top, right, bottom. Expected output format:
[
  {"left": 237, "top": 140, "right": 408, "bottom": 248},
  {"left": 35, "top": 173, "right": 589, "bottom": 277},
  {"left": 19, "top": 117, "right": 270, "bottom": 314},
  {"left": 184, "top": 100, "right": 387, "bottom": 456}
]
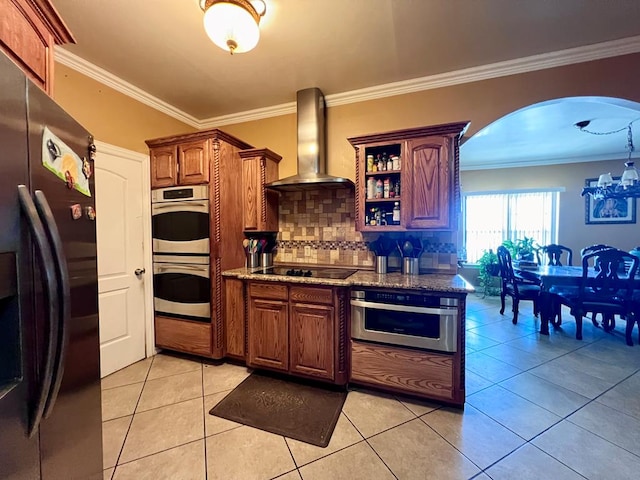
[
  {"left": 152, "top": 185, "right": 211, "bottom": 322},
  {"left": 351, "top": 290, "right": 458, "bottom": 352}
]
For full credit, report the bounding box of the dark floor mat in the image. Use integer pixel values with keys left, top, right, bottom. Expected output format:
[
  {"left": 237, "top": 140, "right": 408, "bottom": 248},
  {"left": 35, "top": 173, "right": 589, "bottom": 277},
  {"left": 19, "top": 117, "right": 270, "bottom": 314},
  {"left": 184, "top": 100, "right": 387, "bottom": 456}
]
[{"left": 209, "top": 371, "right": 347, "bottom": 447}]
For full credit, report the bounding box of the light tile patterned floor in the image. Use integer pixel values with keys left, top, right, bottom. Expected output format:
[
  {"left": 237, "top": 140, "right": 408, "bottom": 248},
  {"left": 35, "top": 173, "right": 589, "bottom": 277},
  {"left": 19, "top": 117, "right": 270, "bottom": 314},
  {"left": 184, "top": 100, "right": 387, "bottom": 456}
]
[{"left": 102, "top": 294, "right": 640, "bottom": 479}]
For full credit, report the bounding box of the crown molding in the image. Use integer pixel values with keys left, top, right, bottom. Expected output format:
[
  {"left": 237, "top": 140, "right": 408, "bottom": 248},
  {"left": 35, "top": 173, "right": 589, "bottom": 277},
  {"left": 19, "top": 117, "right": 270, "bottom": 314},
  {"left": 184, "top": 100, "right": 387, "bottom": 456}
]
[
  {"left": 55, "top": 49, "right": 201, "bottom": 128},
  {"left": 460, "top": 151, "right": 640, "bottom": 171},
  {"left": 56, "top": 35, "right": 640, "bottom": 129},
  {"left": 94, "top": 140, "right": 149, "bottom": 162}
]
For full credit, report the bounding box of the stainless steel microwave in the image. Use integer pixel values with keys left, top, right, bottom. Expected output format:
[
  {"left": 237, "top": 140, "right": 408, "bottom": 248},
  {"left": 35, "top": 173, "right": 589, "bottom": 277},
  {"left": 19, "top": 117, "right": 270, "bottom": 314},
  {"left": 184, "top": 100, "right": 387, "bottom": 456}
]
[
  {"left": 151, "top": 185, "right": 209, "bottom": 256},
  {"left": 350, "top": 290, "right": 458, "bottom": 352}
]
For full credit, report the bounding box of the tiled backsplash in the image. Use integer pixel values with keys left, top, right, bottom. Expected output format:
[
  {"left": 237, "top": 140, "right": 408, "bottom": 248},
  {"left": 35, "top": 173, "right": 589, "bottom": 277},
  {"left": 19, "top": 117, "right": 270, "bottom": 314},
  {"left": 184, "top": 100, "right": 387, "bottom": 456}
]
[{"left": 272, "top": 188, "right": 458, "bottom": 273}]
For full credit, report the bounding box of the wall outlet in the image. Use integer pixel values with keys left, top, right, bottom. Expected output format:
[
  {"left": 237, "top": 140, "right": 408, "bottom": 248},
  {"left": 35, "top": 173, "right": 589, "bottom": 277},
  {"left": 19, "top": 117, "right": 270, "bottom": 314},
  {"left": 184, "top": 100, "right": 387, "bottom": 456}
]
[{"left": 304, "top": 245, "right": 311, "bottom": 257}]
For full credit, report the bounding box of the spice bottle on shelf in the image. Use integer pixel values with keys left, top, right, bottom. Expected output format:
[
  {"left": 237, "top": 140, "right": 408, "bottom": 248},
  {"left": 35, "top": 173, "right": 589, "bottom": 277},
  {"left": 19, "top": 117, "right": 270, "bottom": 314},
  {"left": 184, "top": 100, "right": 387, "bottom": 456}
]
[
  {"left": 375, "top": 179, "right": 383, "bottom": 198},
  {"left": 376, "top": 154, "right": 385, "bottom": 172},
  {"left": 393, "top": 202, "right": 400, "bottom": 224},
  {"left": 383, "top": 178, "right": 391, "bottom": 198},
  {"left": 394, "top": 179, "right": 401, "bottom": 197},
  {"left": 366, "top": 154, "right": 374, "bottom": 172},
  {"left": 385, "top": 153, "right": 393, "bottom": 171},
  {"left": 367, "top": 177, "right": 376, "bottom": 199},
  {"left": 369, "top": 207, "right": 378, "bottom": 225},
  {"left": 392, "top": 155, "right": 400, "bottom": 171}
]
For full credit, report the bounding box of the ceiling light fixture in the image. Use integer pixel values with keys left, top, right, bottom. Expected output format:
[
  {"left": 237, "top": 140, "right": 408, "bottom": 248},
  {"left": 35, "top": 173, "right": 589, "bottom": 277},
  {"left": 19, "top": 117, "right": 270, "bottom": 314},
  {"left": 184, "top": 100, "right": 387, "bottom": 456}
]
[
  {"left": 199, "top": 0, "right": 266, "bottom": 55},
  {"left": 576, "top": 119, "right": 640, "bottom": 199}
]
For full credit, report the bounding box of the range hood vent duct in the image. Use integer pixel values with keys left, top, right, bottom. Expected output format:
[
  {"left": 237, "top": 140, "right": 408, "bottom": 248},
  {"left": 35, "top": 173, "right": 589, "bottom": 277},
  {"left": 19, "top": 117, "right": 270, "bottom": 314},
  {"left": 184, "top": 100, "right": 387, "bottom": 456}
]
[{"left": 265, "top": 88, "right": 354, "bottom": 191}]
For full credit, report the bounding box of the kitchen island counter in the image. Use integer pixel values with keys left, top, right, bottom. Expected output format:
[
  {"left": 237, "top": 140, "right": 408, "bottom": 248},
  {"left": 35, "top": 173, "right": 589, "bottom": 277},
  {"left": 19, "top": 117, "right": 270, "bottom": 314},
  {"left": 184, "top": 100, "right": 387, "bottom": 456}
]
[{"left": 222, "top": 267, "right": 475, "bottom": 293}]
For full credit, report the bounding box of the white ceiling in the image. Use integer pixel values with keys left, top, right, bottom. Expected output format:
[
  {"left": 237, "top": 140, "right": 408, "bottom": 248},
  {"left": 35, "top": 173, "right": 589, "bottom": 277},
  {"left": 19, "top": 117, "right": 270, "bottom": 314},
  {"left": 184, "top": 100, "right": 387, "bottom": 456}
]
[{"left": 50, "top": 0, "right": 640, "bottom": 168}]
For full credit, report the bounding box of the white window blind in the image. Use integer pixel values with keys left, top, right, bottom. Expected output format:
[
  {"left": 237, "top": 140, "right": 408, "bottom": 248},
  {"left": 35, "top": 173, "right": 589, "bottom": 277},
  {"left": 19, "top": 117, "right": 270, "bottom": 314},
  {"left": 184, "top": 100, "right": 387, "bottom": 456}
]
[{"left": 463, "top": 190, "right": 559, "bottom": 263}]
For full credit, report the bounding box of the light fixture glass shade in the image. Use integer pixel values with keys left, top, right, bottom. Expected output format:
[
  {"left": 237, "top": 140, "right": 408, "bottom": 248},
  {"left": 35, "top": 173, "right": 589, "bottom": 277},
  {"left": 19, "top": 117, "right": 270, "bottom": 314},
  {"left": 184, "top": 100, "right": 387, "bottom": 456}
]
[
  {"left": 621, "top": 161, "right": 639, "bottom": 187},
  {"left": 203, "top": 0, "right": 260, "bottom": 54}
]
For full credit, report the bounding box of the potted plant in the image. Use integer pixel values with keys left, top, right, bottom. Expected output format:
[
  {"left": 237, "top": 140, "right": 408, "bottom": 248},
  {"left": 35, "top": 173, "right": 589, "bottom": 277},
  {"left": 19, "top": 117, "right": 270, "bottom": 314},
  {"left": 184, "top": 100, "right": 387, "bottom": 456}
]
[
  {"left": 477, "top": 249, "right": 500, "bottom": 296},
  {"left": 502, "top": 237, "right": 537, "bottom": 262}
]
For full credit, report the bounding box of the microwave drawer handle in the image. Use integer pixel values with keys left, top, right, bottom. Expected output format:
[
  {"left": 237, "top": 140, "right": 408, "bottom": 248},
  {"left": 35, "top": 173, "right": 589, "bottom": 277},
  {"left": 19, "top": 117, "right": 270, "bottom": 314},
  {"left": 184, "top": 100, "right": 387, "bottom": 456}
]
[{"left": 350, "top": 299, "right": 457, "bottom": 316}]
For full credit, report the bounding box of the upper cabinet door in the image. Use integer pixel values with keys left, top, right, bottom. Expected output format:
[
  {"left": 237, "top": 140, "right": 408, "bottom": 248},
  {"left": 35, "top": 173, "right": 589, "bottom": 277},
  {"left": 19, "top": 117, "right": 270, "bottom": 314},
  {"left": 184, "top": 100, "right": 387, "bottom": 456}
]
[
  {"left": 404, "top": 136, "right": 452, "bottom": 230},
  {"left": 178, "top": 139, "right": 210, "bottom": 185},
  {"left": 150, "top": 146, "right": 177, "bottom": 188}
]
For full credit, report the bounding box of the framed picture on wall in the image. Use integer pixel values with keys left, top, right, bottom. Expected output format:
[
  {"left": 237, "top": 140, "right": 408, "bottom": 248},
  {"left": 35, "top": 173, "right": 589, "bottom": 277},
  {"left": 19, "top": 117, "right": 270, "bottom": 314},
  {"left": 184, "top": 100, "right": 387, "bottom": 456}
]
[{"left": 584, "top": 177, "right": 636, "bottom": 224}]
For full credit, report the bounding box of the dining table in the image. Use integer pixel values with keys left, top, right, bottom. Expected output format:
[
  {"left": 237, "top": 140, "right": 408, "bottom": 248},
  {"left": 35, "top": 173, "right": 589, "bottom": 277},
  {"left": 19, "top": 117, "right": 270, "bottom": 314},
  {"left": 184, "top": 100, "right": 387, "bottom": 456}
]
[
  {"left": 514, "top": 264, "right": 640, "bottom": 336},
  {"left": 514, "top": 265, "right": 592, "bottom": 335}
]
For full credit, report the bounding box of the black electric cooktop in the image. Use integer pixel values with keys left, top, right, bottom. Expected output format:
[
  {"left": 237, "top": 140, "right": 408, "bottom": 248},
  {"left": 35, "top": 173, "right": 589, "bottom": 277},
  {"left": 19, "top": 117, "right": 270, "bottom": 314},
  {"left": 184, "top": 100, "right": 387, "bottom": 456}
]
[{"left": 255, "top": 266, "right": 358, "bottom": 280}]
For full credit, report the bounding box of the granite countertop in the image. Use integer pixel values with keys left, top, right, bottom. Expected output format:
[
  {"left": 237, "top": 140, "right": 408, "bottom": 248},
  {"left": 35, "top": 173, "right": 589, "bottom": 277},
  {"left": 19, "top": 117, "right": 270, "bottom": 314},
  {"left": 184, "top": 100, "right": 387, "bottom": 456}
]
[{"left": 222, "top": 267, "right": 475, "bottom": 294}]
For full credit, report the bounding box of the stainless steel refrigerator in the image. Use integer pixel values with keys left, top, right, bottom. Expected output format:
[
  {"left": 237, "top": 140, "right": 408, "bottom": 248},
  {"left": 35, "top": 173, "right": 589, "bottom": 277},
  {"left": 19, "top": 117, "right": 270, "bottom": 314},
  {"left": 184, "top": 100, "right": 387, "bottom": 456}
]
[{"left": 0, "top": 50, "right": 103, "bottom": 479}]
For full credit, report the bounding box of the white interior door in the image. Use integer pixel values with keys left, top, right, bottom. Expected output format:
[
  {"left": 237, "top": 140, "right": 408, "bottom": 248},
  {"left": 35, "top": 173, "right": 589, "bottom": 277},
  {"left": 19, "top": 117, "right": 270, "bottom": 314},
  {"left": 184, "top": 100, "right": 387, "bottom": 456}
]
[{"left": 95, "top": 142, "right": 152, "bottom": 377}]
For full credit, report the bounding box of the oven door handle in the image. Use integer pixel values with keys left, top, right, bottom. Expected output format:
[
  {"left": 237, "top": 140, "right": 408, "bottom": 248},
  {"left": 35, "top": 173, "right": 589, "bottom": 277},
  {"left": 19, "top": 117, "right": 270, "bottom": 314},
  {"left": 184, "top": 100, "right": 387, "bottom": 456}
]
[
  {"left": 153, "top": 264, "right": 210, "bottom": 276},
  {"left": 151, "top": 202, "right": 209, "bottom": 214},
  {"left": 350, "top": 299, "right": 457, "bottom": 316}
]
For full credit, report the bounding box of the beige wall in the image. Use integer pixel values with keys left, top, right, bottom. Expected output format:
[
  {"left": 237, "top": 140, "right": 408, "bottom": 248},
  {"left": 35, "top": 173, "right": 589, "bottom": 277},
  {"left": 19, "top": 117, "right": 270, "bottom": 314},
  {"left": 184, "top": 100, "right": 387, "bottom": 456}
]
[
  {"left": 54, "top": 52, "right": 640, "bottom": 258},
  {"left": 224, "top": 53, "right": 640, "bottom": 182},
  {"left": 461, "top": 159, "right": 639, "bottom": 258},
  {"left": 53, "top": 64, "right": 197, "bottom": 154}
]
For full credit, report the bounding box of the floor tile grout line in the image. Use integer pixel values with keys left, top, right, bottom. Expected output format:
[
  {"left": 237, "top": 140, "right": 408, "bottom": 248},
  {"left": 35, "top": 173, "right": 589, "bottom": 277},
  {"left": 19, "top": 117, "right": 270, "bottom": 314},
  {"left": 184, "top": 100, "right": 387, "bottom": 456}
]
[
  {"left": 416, "top": 412, "right": 499, "bottom": 475},
  {"left": 112, "top": 438, "right": 205, "bottom": 469},
  {"left": 111, "top": 354, "right": 156, "bottom": 472},
  {"left": 339, "top": 410, "right": 398, "bottom": 478},
  {"left": 201, "top": 362, "right": 208, "bottom": 480}
]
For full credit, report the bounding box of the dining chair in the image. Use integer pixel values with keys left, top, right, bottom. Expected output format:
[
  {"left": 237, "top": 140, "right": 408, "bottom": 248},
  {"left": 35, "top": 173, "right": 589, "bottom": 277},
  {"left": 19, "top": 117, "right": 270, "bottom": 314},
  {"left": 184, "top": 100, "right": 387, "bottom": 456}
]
[
  {"left": 580, "top": 244, "right": 614, "bottom": 257},
  {"left": 560, "top": 248, "right": 638, "bottom": 341},
  {"left": 496, "top": 246, "right": 541, "bottom": 324},
  {"left": 540, "top": 244, "right": 573, "bottom": 266}
]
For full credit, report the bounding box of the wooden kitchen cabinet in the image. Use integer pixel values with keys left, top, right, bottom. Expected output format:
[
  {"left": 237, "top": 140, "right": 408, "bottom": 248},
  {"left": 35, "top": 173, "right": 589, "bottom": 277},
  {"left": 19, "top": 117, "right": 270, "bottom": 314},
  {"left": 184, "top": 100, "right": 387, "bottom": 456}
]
[
  {"left": 146, "top": 129, "right": 253, "bottom": 359},
  {"left": 0, "top": 0, "right": 74, "bottom": 95},
  {"left": 240, "top": 148, "right": 281, "bottom": 232},
  {"left": 248, "top": 298, "right": 289, "bottom": 371},
  {"left": 348, "top": 121, "right": 469, "bottom": 231},
  {"left": 223, "top": 277, "right": 245, "bottom": 360},
  {"left": 149, "top": 145, "right": 177, "bottom": 188},
  {"left": 178, "top": 139, "right": 210, "bottom": 185},
  {"left": 350, "top": 291, "right": 467, "bottom": 407},
  {"left": 290, "top": 302, "right": 334, "bottom": 380},
  {"left": 149, "top": 138, "right": 211, "bottom": 189},
  {"left": 245, "top": 281, "right": 348, "bottom": 384}
]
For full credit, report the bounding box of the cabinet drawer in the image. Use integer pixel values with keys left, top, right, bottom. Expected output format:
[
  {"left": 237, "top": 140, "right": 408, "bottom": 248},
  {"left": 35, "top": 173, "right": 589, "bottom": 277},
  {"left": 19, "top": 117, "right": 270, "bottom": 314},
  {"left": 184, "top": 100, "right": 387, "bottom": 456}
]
[
  {"left": 290, "top": 286, "right": 333, "bottom": 305},
  {"left": 350, "top": 340, "right": 454, "bottom": 400},
  {"left": 155, "top": 316, "right": 211, "bottom": 356},
  {"left": 249, "top": 282, "right": 288, "bottom": 300}
]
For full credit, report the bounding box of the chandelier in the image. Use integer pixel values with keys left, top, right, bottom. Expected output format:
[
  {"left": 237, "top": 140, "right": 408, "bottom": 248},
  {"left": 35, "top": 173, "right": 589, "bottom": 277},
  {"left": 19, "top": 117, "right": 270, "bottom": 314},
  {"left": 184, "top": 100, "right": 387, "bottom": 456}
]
[
  {"left": 199, "top": 0, "right": 266, "bottom": 54},
  {"left": 578, "top": 120, "right": 640, "bottom": 199}
]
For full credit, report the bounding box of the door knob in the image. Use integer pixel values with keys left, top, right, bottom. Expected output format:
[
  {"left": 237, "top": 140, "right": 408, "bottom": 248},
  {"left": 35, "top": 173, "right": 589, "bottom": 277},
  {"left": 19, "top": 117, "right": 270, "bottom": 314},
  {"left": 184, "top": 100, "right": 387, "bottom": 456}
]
[{"left": 134, "top": 268, "right": 146, "bottom": 277}]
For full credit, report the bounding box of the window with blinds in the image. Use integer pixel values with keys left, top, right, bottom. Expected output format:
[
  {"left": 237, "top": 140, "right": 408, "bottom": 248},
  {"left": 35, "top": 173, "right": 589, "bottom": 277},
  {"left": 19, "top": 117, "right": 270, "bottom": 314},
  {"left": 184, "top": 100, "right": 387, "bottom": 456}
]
[{"left": 463, "top": 190, "right": 560, "bottom": 263}]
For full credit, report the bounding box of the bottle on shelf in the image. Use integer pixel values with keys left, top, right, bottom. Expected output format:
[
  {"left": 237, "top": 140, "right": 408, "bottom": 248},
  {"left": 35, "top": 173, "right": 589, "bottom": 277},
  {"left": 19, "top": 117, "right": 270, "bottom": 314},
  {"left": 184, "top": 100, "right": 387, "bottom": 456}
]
[
  {"left": 392, "top": 154, "right": 400, "bottom": 171},
  {"left": 376, "top": 154, "right": 384, "bottom": 172},
  {"left": 393, "top": 202, "right": 400, "bottom": 224},
  {"left": 394, "top": 179, "right": 401, "bottom": 197},
  {"left": 367, "top": 177, "right": 376, "bottom": 199},
  {"left": 366, "top": 154, "right": 374, "bottom": 172},
  {"left": 385, "top": 152, "right": 393, "bottom": 171},
  {"left": 369, "top": 207, "right": 378, "bottom": 226},
  {"left": 383, "top": 178, "right": 391, "bottom": 198},
  {"left": 375, "top": 179, "right": 383, "bottom": 198}
]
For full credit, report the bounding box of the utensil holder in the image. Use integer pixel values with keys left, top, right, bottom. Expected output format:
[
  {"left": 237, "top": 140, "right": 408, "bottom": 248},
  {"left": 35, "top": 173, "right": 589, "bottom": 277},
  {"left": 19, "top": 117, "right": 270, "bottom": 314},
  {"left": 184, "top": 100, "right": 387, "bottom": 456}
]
[
  {"left": 247, "top": 252, "right": 260, "bottom": 269},
  {"left": 261, "top": 252, "right": 273, "bottom": 268},
  {"left": 375, "top": 256, "right": 388, "bottom": 274},
  {"left": 402, "top": 257, "right": 418, "bottom": 275}
]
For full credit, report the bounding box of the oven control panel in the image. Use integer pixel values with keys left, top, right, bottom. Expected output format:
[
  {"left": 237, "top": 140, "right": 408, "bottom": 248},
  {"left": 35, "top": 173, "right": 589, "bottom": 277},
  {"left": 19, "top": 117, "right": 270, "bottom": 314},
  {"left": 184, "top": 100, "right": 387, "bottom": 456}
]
[{"left": 351, "top": 290, "right": 458, "bottom": 308}]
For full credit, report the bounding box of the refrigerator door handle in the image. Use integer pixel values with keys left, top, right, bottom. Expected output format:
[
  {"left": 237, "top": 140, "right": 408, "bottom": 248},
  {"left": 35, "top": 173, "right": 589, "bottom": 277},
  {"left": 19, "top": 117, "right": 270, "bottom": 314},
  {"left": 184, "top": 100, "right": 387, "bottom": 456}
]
[
  {"left": 17, "top": 185, "right": 60, "bottom": 438},
  {"left": 33, "top": 190, "right": 70, "bottom": 419}
]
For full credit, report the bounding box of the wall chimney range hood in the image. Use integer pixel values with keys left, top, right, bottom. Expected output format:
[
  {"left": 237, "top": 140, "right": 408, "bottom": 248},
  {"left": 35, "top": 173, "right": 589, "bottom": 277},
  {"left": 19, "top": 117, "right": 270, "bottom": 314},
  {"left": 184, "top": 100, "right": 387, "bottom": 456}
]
[{"left": 265, "top": 88, "right": 354, "bottom": 191}]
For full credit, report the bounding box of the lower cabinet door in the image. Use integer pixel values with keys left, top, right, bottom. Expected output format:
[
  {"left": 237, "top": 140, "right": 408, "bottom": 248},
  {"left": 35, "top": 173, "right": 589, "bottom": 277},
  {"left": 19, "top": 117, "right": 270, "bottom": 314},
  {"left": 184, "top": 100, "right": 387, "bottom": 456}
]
[
  {"left": 289, "top": 303, "right": 335, "bottom": 380},
  {"left": 248, "top": 298, "right": 288, "bottom": 371}
]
